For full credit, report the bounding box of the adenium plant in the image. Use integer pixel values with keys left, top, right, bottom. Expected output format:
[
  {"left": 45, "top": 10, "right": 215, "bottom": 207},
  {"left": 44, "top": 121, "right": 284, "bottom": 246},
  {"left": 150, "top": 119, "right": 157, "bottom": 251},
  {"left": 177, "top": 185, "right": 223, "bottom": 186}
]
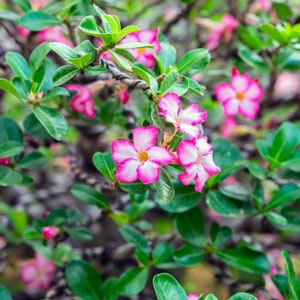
[{"left": 0, "top": 0, "right": 300, "bottom": 300}]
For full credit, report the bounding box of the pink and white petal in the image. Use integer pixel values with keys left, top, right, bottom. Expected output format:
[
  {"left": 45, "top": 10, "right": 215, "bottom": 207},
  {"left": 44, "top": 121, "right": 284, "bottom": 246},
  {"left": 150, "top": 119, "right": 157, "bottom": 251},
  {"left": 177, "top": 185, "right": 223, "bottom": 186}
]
[
  {"left": 152, "top": 40, "right": 161, "bottom": 53},
  {"left": 83, "top": 100, "right": 95, "bottom": 119},
  {"left": 133, "top": 126, "right": 158, "bottom": 151},
  {"left": 244, "top": 80, "right": 264, "bottom": 101},
  {"left": 202, "top": 153, "right": 221, "bottom": 175},
  {"left": 194, "top": 165, "right": 211, "bottom": 193},
  {"left": 177, "top": 140, "right": 197, "bottom": 165},
  {"left": 70, "top": 96, "right": 84, "bottom": 112},
  {"left": 178, "top": 123, "right": 200, "bottom": 139},
  {"left": 178, "top": 164, "right": 197, "bottom": 186},
  {"left": 21, "top": 263, "right": 38, "bottom": 283},
  {"left": 178, "top": 104, "right": 207, "bottom": 125},
  {"left": 231, "top": 72, "right": 252, "bottom": 92},
  {"left": 239, "top": 99, "right": 260, "bottom": 119},
  {"left": 38, "top": 274, "right": 52, "bottom": 290},
  {"left": 137, "top": 160, "right": 161, "bottom": 184},
  {"left": 121, "top": 33, "right": 139, "bottom": 43},
  {"left": 136, "top": 53, "right": 156, "bottom": 68},
  {"left": 138, "top": 29, "right": 158, "bottom": 43},
  {"left": 194, "top": 136, "right": 212, "bottom": 156},
  {"left": 206, "top": 32, "right": 221, "bottom": 51},
  {"left": 158, "top": 93, "right": 180, "bottom": 119},
  {"left": 148, "top": 146, "right": 174, "bottom": 165},
  {"left": 223, "top": 98, "right": 240, "bottom": 117},
  {"left": 116, "top": 159, "right": 139, "bottom": 182},
  {"left": 112, "top": 140, "right": 137, "bottom": 163},
  {"left": 214, "top": 83, "right": 236, "bottom": 103}
]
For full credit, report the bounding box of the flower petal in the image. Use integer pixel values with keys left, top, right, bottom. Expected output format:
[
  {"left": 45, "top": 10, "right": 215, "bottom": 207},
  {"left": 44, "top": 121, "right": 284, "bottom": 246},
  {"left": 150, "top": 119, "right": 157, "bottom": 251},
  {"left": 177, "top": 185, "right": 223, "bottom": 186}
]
[
  {"left": 202, "top": 153, "right": 221, "bottom": 175},
  {"left": 138, "top": 29, "right": 158, "bottom": 43},
  {"left": 215, "top": 83, "right": 236, "bottom": 103},
  {"left": 195, "top": 136, "right": 212, "bottom": 156},
  {"left": 116, "top": 159, "right": 139, "bottom": 182},
  {"left": 223, "top": 98, "right": 240, "bottom": 117},
  {"left": 177, "top": 140, "right": 197, "bottom": 166},
  {"left": 21, "top": 263, "right": 38, "bottom": 283},
  {"left": 244, "top": 80, "right": 264, "bottom": 101},
  {"left": 158, "top": 92, "right": 180, "bottom": 119},
  {"left": 178, "top": 123, "right": 201, "bottom": 138},
  {"left": 239, "top": 99, "right": 260, "bottom": 119},
  {"left": 133, "top": 126, "right": 158, "bottom": 151},
  {"left": 178, "top": 164, "right": 197, "bottom": 186},
  {"left": 232, "top": 72, "right": 252, "bottom": 93},
  {"left": 112, "top": 140, "right": 137, "bottom": 164},
  {"left": 148, "top": 146, "right": 174, "bottom": 165},
  {"left": 194, "top": 165, "right": 211, "bottom": 193},
  {"left": 178, "top": 104, "right": 207, "bottom": 125},
  {"left": 137, "top": 160, "right": 160, "bottom": 184}
]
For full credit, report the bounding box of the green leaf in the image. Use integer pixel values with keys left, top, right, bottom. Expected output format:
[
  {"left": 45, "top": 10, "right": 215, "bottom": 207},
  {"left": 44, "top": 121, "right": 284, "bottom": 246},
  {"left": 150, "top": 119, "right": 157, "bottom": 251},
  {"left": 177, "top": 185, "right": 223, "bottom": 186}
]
[
  {"left": 33, "top": 105, "right": 68, "bottom": 140},
  {"left": 265, "top": 184, "right": 300, "bottom": 210},
  {"left": 210, "top": 223, "right": 232, "bottom": 247},
  {"left": 119, "top": 226, "right": 150, "bottom": 265},
  {"left": 269, "top": 122, "right": 300, "bottom": 167},
  {"left": 261, "top": 24, "right": 287, "bottom": 44},
  {"left": 117, "top": 267, "right": 148, "bottom": 296},
  {"left": 115, "top": 42, "right": 154, "bottom": 50},
  {"left": 152, "top": 242, "right": 174, "bottom": 266},
  {"left": 0, "top": 117, "right": 23, "bottom": 145},
  {"left": 282, "top": 251, "right": 300, "bottom": 300},
  {"left": 68, "top": 53, "right": 93, "bottom": 69},
  {"left": 0, "top": 79, "right": 21, "bottom": 99},
  {"left": 19, "top": 11, "right": 61, "bottom": 31},
  {"left": 108, "top": 210, "right": 129, "bottom": 225},
  {"left": 29, "top": 43, "right": 51, "bottom": 75},
  {"left": 71, "top": 184, "right": 109, "bottom": 209},
  {"left": 186, "top": 78, "right": 205, "bottom": 96},
  {"left": 17, "top": 151, "right": 49, "bottom": 169},
  {"left": 176, "top": 49, "right": 210, "bottom": 76},
  {"left": 119, "top": 182, "right": 148, "bottom": 194},
  {"left": 0, "top": 10, "right": 19, "bottom": 21},
  {"left": 65, "top": 227, "right": 93, "bottom": 242},
  {"left": 237, "top": 26, "right": 264, "bottom": 50},
  {"left": 92, "top": 152, "right": 116, "bottom": 181},
  {"left": 216, "top": 246, "right": 270, "bottom": 275},
  {"left": 66, "top": 260, "right": 102, "bottom": 300},
  {"left": 109, "top": 50, "right": 132, "bottom": 71},
  {"left": 273, "top": 3, "right": 293, "bottom": 20},
  {"left": 206, "top": 191, "right": 240, "bottom": 217},
  {"left": 48, "top": 42, "right": 77, "bottom": 62},
  {"left": 132, "top": 65, "right": 158, "bottom": 95},
  {"left": 0, "top": 141, "right": 23, "bottom": 158},
  {"left": 0, "top": 166, "right": 23, "bottom": 186},
  {"left": 247, "top": 161, "right": 267, "bottom": 180},
  {"left": 23, "top": 113, "right": 51, "bottom": 139},
  {"left": 159, "top": 70, "right": 178, "bottom": 96},
  {"left": 171, "top": 207, "right": 206, "bottom": 247},
  {"left": 228, "top": 293, "right": 258, "bottom": 300},
  {"left": 0, "top": 285, "right": 12, "bottom": 300},
  {"left": 205, "top": 295, "right": 218, "bottom": 300},
  {"left": 271, "top": 274, "right": 290, "bottom": 299},
  {"left": 154, "top": 168, "right": 174, "bottom": 203},
  {"left": 238, "top": 46, "right": 269, "bottom": 73},
  {"left": 265, "top": 212, "right": 288, "bottom": 226},
  {"left": 251, "top": 180, "right": 264, "bottom": 210},
  {"left": 153, "top": 273, "right": 188, "bottom": 300},
  {"left": 5, "top": 52, "right": 30, "bottom": 80},
  {"left": 219, "top": 184, "right": 250, "bottom": 202},
  {"left": 173, "top": 243, "right": 205, "bottom": 266},
  {"left": 156, "top": 42, "right": 177, "bottom": 73},
  {"left": 155, "top": 180, "right": 202, "bottom": 213},
  {"left": 118, "top": 25, "right": 140, "bottom": 39},
  {"left": 53, "top": 65, "right": 79, "bottom": 86},
  {"left": 79, "top": 15, "right": 102, "bottom": 37}
]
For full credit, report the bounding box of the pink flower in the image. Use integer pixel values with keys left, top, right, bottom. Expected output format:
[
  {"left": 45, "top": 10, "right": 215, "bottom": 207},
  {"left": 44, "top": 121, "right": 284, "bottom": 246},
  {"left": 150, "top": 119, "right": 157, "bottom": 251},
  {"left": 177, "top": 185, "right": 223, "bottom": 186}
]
[
  {"left": 188, "top": 294, "right": 199, "bottom": 300},
  {"left": 274, "top": 72, "right": 299, "bottom": 99},
  {"left": 65, "top": 84, "right": 95, "bottom": 119},
  {"left": 17, "top": 26, "right": 30, "bottom": 38},
  {"left": 177, "top": 136, "right": 220, "bottom": 193},
  {"left": 21, "top": 253, "right": 55, "bottom": 291},
  {"left": 42, "top": 226, "right": 58, "bottom": 241},
  {"left": 254, "top": 0, "right": 272, "bottom": 11},
  {"left": 112, "top": 126, "right": 174, "bottom": 184},
  {"left": 220, "top": 117, "right": 236, "bottom": 139},
  {"left": 122, "top": 29, "right": 161, "bottom": 68},
  {"left": 30, "top": 0, "right": 51, "bottom": 10},
  {"left": 119, "top": 89, "right": 130, "bottom": 104},
  {"left": 158, "top": 93, "right": 207, "bottom": 139},
  {"left": 37, "top": 27, "right": 73, "bottom": 47},
  {"left": 215, "top": 67, "right": 264, "bottom": 119},
  {"left": 0, "top": 157, "right": 12, "bottom": 165},
  {"left": 206, "top": 14, "right": 239, "bottom": 51},
  {"left": 96, "top": 39, "right": 113, "bottom": 60}
]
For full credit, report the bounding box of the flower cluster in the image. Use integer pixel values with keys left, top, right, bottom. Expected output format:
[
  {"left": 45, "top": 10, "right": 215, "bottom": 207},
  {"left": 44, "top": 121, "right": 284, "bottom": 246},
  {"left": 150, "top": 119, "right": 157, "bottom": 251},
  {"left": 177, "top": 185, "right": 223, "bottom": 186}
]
[{"left": 112, "top": 92, "right": 220, "bottom": 192}]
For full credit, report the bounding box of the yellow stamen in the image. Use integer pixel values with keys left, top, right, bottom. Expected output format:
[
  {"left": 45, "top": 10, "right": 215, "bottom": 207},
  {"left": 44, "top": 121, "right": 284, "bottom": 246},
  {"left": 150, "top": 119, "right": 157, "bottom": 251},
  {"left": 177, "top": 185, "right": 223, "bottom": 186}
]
[
  {"left": 138, "top": 151, "right": 149, "bottom": 162},
  {"left": 137, "top": 48, "right": 146, "bottom": 55},
  {"left": 236, "top": 91, "right": 245, "bottom": 100}
]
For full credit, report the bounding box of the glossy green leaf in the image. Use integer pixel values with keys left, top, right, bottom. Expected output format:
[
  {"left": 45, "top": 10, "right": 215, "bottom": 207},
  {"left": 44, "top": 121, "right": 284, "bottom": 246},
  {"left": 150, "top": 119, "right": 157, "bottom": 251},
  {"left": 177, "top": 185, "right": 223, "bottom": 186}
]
[
  {"left": 173, "top": 243, "right": 205, "bottom": 266},
  {"left": 186, "top": 78, "right": 205, "bottom": 96},
  {"left": 216, "top": 246, "right": 270, "bottom": 275},
  {"left": 118, "top": 25, "right": 140, "bottom": 39},
  {"left": 273, "top": 3, "right": 293, "bottom": 21},
  {"left": 210, "top": 223, "right": 232, "bottom": 247},
  {"left": 176, "top": 48, "right": 210, "bottom": 76},
  {"left": 152, "top": 242, "right": 174, "bottom": 266},
  {"left": 0, "top": 79, "right": 21, "bottom": 99},
  {"left": 53, "top": 65, "right": 79, "bottom": 86},
  {"left": 228, "top": 293, "right": 258, "bottom": 300},
  {"left": 66, "top": 260, "right": 102, "bottom": 300},
  {"left": 153, "top": 273, "right": 188, "bottom": 300},
  {"left": 0, "top": 141, "right": 23, "bottom": 158},
  {"left": 115, "top": 42, "right": 153, "bottom": 50},
  {"left": 0, "top": 117, "right": 23, "bottom": 145},
  {"left": 108, "top": 210, "right": 129, "bottom": 225},
  {"left": 265, "top": 212, "right": 288, "bottom": 226},
  {"left": 119, "top": 182, "right": 148, "bottom": 194},
  {"left": 206, "top": 191, "right": 240, "bottom": 217},
  {"left": 0, "top": 285, "right": 12, "bottom": 300},
  {"left": 0, "top": 10, "right": 19, "bottom": 21},
  {"left": 29, "top": 42, "right": 51, "bottom": 75},
  {"left": 71, "top": 184, "right": 109, "bottom": 209},
  {"left": 92, "top": 152, "right": 115, "bottom": 181},
  {"left": 219, "top": 184, "right": 250, "bottom": 202},
  {"left": 5, "top": 52, "right": 30, "bottom": 80},
  {"left": 23, "top": 113, "right": 51, "bottom": 139},
  {"left": 117, "top": 267, "right": 148, "bottom": 296},
  {"left": 17, "top": 151, "right": 49, "bottom": 169},
  {"left": 132, "top": 65, "right": 158, "bottom": 95},
  {"left": 156, "top": 42, "right": 177, "bottom": 73},
  {"left": 0, "top": 166, "right": 23, "bottom": 186},
  {"left": 65, "top": 227, "right": 93, "bottom": 242},
  {"left": 79, "top": 15, "right": 102, "bottom": 37},
  {"left": 155, "top": 180, "right": 202, "bottom": 213},
  {"left": 33, "top": 105, "right": 68, "bottom": 140},
  {"left": 171, "top": 207, "right": 206, "bottom": 247},
  {"left": 48, "top": 42, "right": 77, "bottom": 62},
  {"left": 247, "top": 161, "right": 267, "bottom": 180},
  {"left": 154, "top": 168, "right": 174, "bottom": 203},
  {"left": 261, "top": 24, "right": 287, "bottom": 44},
  {"left": 271, "top": 274, "right": 290, "bottom": 299},
  {"left": 19, "top": 11, "right": 61, "bottom": 31},
  {"left": 68, "top": 53, "right": 93, "bottom": 69}
]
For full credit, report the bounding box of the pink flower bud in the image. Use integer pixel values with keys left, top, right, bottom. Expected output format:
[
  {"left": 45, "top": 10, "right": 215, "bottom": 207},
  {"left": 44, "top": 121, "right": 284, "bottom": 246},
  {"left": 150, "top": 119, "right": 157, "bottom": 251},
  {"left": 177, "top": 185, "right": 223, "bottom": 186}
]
[
  {"left": 42, "top": 226, "right": 58, "bottom": 241},
  {"left": 0, "top": 157, "right": 12, "bottom": 166}
]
